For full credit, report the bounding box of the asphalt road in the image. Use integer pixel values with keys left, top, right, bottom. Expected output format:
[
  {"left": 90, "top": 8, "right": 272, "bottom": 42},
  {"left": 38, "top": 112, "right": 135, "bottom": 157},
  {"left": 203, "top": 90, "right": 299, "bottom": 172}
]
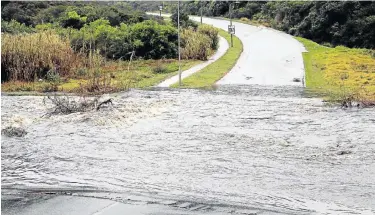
[
  {"left": 188, "top": 16, "right": 306, "bottom": 86},
  {"left": 148, "top": 13, "right": 306, "bottom": 86},
  {"left": 2, "top": 14, "right": 311, "bottom": 215}
]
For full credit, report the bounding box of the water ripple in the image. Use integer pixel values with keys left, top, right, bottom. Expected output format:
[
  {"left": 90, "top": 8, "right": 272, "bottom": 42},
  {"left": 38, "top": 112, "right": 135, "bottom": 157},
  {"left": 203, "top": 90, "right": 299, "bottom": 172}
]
[{"left": 2, "top": 86, "right": 375, "bottom": 214}]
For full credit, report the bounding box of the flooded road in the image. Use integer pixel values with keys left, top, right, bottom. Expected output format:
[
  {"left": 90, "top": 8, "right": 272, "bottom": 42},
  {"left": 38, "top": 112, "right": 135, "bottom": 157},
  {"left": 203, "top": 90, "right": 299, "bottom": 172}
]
[{"left": 2, "top": 86, "right": 375, "bottom": 214}]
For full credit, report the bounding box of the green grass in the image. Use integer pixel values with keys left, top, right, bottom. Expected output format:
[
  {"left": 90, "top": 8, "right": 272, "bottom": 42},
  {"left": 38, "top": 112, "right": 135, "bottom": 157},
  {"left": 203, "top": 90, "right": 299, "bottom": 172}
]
[
  {"left": 296, "top": 37, "right": 375, "bottom": 102},
  {"left": 132, "top": 60, "right": 202, "bottom": 88},
  {"left": 170, "top": 29, "right": 243, "bottom": 88},
  {"left": 296, "top": 37, "right": 328, "bottom": 90}
]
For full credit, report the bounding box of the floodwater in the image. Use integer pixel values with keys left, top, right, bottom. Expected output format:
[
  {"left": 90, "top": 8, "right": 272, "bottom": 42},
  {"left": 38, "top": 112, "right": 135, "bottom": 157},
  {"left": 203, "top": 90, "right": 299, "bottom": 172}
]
[{"left": 1, "top": 86, "right": 375, "bottom": 214}]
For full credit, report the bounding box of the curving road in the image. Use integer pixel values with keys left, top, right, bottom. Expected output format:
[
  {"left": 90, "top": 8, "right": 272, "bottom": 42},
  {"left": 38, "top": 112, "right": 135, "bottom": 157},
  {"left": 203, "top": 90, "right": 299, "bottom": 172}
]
[
  {"left": 189, "top": 16, "right": 306, "bottom": 86},
  {"left": 148, "top": 13, "right": 307, "bottom": 86},
  {"left": 6, "top": 14, "right": 374, "bottom": 215}
]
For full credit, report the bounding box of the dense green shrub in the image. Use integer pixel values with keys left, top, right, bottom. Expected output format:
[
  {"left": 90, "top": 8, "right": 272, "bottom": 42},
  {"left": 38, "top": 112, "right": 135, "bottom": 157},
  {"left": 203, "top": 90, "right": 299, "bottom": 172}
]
[
  {"left": 130, "top": 20, "right": 178, "bottom": 59},
  {"left": 171, "top": 11, "right": 197, "bottom": 29},
  {"left": 1, "top": 2, "right": 152, "bottom": 27},
  {"left": 69, "top": 19, "right": 118, "bottom": 56},
  {"left": 1, "top": 1, "right": 51, "bottom": 26},
  {"left": 68, "top": 19, "right": 178, "bottom": 60},
  {"left": 197, "top": 24, "right": 219, "bottom": 50},
  {"left": 67, "top": 20, "right": 218, "bottom": 61},
  {"left": 1, "top": 20, "right": 36, "bottom": 34},
  {"left": 60, "top": 11, "right": 87, "bottom": 29},
  {"left": 1, "top": 1, "right": 221, "bottom": 66}
]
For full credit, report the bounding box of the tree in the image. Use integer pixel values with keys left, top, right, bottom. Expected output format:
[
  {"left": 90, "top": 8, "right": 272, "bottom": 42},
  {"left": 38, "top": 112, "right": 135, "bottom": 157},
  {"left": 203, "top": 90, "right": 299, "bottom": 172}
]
[
  {"left": 61, "top": 11, "right": 87, "bottom": 29},
  {"left": 171, "top": 11, "right": 197, "bottom": 29}
]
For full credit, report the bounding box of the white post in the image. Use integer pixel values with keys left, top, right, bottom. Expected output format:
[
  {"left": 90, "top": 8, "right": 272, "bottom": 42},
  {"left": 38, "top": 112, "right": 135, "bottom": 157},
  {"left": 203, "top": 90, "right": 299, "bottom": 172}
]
[
  {"left": 178, "top": 0, "right": 181, "bottom": 87},
  {"left": 200, "top": 1, "right": 203, "bottom": 24},
  {"left": 230, "top": 3, "right": 233, "bottom": 47}
]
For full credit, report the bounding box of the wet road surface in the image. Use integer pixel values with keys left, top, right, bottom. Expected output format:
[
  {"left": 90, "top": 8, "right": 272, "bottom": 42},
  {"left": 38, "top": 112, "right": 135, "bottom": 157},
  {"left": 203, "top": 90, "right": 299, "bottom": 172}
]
[
  {"left": 2, "top": 86, "right": 375, "bottom": 214},
  {"left": 147, "top": 13, "right": 306, "bottom": 86},
  {"left": 188, "top": 16, "right": 306, "bottom": 86}
]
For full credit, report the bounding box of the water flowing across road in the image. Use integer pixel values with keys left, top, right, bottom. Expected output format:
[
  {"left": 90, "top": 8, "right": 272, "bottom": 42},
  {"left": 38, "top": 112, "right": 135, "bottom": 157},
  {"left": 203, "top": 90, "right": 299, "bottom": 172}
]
[
  {"left": 2, "top": 86, "right": 375, "bottom": 214},
  {"left": 2, "top": 13, "right": 374, "bottom": 215}
]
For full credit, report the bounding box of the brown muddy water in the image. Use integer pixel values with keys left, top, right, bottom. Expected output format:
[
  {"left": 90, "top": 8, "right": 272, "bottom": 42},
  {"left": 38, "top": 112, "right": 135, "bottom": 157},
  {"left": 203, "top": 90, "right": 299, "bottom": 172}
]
[{"left": 1, "top": 86, "right": 375, "bottom": 214}]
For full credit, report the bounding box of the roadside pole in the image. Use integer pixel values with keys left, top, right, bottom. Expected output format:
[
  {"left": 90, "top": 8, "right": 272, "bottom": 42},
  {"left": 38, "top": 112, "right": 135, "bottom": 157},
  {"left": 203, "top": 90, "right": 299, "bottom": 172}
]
[
  {"left": 178, "top": 0, "right": 181, "bottom": 87},
  {"left": 230, "top": 3, "right": 233, "bottom": 47},
  {"left": 201, "top": 9, "right": 203, "bottom": 24},
  {"left": 229, "top": 2, "right": 240, "bottom": 48},
  {"left": 200, "top": 1, "right": 203, "bottom": 24}
]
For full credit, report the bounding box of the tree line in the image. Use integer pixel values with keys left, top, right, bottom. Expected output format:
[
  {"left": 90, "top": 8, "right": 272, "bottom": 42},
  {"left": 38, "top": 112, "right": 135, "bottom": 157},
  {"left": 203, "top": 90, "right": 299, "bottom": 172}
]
[
  {"left": 134, "top": 1, "right": 375, "bottom": 49},
  {"left": 1, "top": 1, "right": 219, "bottom": 82}
]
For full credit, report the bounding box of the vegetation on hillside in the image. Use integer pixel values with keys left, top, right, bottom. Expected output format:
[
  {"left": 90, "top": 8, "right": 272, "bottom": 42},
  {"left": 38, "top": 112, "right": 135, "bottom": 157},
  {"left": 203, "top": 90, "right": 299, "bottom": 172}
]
[
  {"left": 1, "top": 2, "right": 155, "bottom": 27},
  {"left": 180, "top": 1, "right": 375, "bottom": 49},
  {"left": 1, "top": 2, "right": 219, "bottom": 93}
]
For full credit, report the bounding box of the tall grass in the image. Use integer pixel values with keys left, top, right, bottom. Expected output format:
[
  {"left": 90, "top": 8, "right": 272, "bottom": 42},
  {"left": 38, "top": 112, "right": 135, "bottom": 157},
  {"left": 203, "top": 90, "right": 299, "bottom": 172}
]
[
  {"left": 180, "top": 25, "right": 219, "bottom": 61},
  {"left": 181, "top": 28, "right": 211, "bottom": 60},
  {"left": 1, "top": 31, "right": 82, "bottom": 82},
  {"left": 197, "top": 24, "right": 219, "bottom": 50}
]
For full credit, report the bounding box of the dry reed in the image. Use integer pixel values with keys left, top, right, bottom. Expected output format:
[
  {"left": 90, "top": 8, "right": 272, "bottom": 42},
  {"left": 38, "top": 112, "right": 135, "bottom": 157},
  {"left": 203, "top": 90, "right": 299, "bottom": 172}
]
[{"left": 1, "top": 31, "right": 83, "bottom": 82}]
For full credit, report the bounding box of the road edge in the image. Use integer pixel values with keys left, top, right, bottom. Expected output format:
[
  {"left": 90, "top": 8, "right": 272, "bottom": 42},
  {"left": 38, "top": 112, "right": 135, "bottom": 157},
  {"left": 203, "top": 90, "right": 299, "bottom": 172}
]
[{"left": 170, "top": 29, "right": 243, "bottom": 89}]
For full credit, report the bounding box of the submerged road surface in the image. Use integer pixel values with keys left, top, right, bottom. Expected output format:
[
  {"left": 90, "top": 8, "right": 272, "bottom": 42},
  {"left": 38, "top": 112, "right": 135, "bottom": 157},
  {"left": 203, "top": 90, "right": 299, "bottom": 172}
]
[
  {"left": 2, "top": 86, "right": 375, "bottom": 214},
  {"left": 1, "top": 14, "right": 374, "bottom": 215}
]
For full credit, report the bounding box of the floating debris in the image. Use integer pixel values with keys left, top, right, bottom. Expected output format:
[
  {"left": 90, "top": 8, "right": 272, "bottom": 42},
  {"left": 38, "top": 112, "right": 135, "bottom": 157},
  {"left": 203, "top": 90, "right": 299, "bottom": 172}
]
[{"left": 1, "top": 126, "right": 27, "bottom": 137}]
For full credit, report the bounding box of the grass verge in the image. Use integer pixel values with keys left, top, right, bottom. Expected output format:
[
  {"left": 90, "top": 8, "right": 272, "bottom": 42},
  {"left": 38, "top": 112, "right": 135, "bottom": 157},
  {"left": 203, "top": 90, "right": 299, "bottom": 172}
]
[
  {"left": 296, "top": 37, "right": 375, "bottom": 104},
  {"left": 170, "top": 29, "right": 243, "bottom": 89}
]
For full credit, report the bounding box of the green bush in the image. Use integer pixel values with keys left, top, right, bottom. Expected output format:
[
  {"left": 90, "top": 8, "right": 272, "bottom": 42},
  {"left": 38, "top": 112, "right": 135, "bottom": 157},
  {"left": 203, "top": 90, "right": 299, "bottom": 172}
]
[
  {"left": 171, "top": 11, "right": 197, "bottom": 29},
  {"left": 197, "top": 24, "right": 219, "bottom": 50},
  {"left": 44, "top": 68, "right": 62, "bottom": 92},
  {"left": 1, "top": 20, "right": 36, "bottom": 34},
  {"left": 152, "top": 65, "right": 167, "bottom": 74},
  {"left": 1, "top": 2, "right": 152, "bottom": 27},
  {"left": 68, "top": 20, "right": 178, "bottom": 60},
  {"left": 129, "top": 20, "right": 178, "bottom": 59},
  {"left": 74, "top": 68, "right": 88, "bottom": 77},
  {"left": 68, "top": 20, "right": 218, "bottom": 61},
  {"left": 46, "top": 69, "right": 61, "bottom": 83}
]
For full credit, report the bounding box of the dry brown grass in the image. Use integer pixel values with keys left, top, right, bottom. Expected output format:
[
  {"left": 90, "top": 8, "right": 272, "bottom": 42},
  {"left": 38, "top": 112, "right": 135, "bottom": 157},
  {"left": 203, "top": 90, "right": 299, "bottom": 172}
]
[{"left": 1, "top": 31, "right": 83, "bottom": 82}]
